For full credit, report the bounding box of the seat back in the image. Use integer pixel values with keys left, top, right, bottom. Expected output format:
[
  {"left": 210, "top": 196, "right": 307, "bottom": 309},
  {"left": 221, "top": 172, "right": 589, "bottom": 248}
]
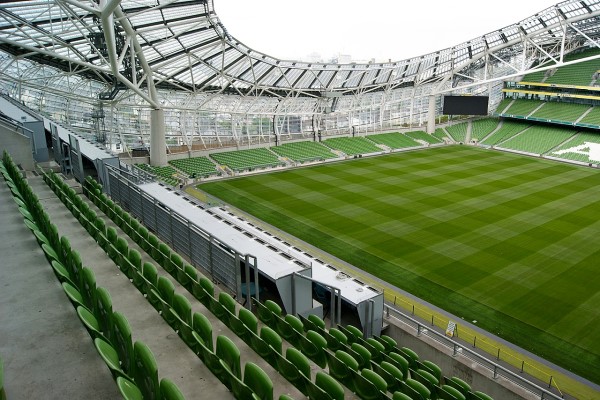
[
  {"left": 216, "top": 335, "right": 241, "bottom": 379},
  {"left": 315, "top": 371, "right": 344, "bottom": 400},
  {"left": 112, "top": 311, "right": 134, "bottom": 374},
  {"left": 192, "top": 312, "right": 213, "bottom": 351},
  {"left": 244, "top": 362, "right": 273, "bottom": 400},
  {"left": 219, "top": 291, "right": 237, "bottom": 314},
  {"left": 133, "top": 341, "right": 159, "bottom": 400},
  {"left": 286, "top": 347, "right": 310, "bottom": 379},
  {"left": 238, "top": 308, "right": 258, "bottom": 334},
  {"left": 80, "top": 267, "right": 97, "bottom": 308},
  {"left": 94, "top": 286, "right": 113, "bottom": 340},
  {"left": 157, "top": 276, "right": 175, "bottom": 304},
  {"left": 159, "top": 378, "right": 185, "bottom": 400},
  {"left": 172, "top": 293, "right": 192, "bottom": 326}
]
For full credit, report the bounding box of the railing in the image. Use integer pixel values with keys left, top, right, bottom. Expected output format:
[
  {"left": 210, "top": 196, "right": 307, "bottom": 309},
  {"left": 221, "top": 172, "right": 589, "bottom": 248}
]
[{"left": 383, "top": 303, "right": 564, "bottom": 400}]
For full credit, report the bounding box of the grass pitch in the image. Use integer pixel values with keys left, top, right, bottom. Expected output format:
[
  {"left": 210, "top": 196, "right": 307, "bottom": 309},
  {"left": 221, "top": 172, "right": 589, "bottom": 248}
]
[{"left": 199, "top": 145, "right": 600, "bottom": 383}]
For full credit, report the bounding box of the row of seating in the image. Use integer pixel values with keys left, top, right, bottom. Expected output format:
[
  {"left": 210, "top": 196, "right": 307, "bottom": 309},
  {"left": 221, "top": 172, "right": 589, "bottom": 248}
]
[
  {"left": 211, "top": 147, "right": 284, "bottom": 172},
  {"left": 169, "top": 156, "right": 218, "bottom": 178},
  {"left": 550, "top": 132, "right": 600, "bottom": 163},
  {"left": 85, "top": 176, "right": 358, "bottom": 399},
  {"left": 323, "top": 137, "right": 382, "bottom": 156},
  {"left": 39, "top": 167, "right": 186, "bottom": 400},
  {"left": 479, "top": 120, "right": 528, "bottom": 146},
  {"left": 368, "top": 133, "right": 421, "bottom": 150},
  {"left": 404, "top": 131, "right": 443, "bottom": 145},
  {"left": 271, "top": 141, "right": 338, "bottom": 162},
  {"left": 135, "top": 163, "right": 181, "bottom": 186},
  {"left": 497, "top": 124, "right": 577, "bottom": 155}
]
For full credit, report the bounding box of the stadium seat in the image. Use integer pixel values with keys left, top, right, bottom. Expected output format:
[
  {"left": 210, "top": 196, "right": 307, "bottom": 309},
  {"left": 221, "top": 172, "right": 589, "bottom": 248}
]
[
  {"left": 299, "top": 330, "right": 328, "bottom": 369},
  {"left": 116, "top": 376, "right": 143, "bottom": 400},
  {"left": 94, "top": 338, "right": 130, "bottom": 380},
  {"left": 244, "top": 362, "right": 274, "bottom": 400},
  {"left": 132, "top": 341, "right": 160, "bottom": 399},
  {"left": 373, "top": 361, "right": 404, "bottom": 393},
  {"left": 326, "top": 349, "right": 358, "bottom": 392},
  {"left": 159, "top": 378, "right": 185, "bottom": 400},
  {"left": 354, "top": 368, "right": 388, "bottom": 400},
  {"left": 216, "top": 335, "right": 241, "bottom": 387},
  {"left": 306, "top": 371, "right": 344, "bottom": 400},
  {"left": 112, "top": 312, "right": 135, "bottom": 374}
]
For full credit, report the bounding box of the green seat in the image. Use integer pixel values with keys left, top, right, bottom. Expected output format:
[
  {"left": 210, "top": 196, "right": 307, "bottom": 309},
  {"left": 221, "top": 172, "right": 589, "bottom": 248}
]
[
  {"left": 354, "top": 368, "right": 388, "bottom": 400},
  {"left": 421, "top": 360, "right": 442, "bottom": 382},
  {"left": 324, "top": 327, "right": 347, "bottom": 352},
  {"left": 106, "top": 227, "right": 119, "bottom": 260},
  {"left": 375, "top": 334, "right": 398, "bottom": 352},
  {"left": 126, "top": 248, "right": 142, "bottom": 280},
  {"left": 472, "top": 391, "right": 494, "bottom": 400},
  {"left": 94, "top": 338, "right": 130, "bottom": 380},
  {"left": 160, "top": 378, "right": 185, "bottom": 400},
  {"left": 80, "top": 267, "right": 97, "bottom": 309},
  {"left": 306, "top": 371, "right": 344, "bottom": 400},
  {"left": 251, "top": 326, "right": 281, "bottom": 368},
  {"left": 344, "top": 324, "right": 364, "bottom": 342},
  {"left": 244, "top": 362, "right": 273, "bottom": 400},
  {"left": 365, "top": 338, "right": 386, "bottom": 363},
  {"left": 216, "top": 335, "right": 241, "bottom": 388},
  {"left": 94, "top": 287, "right": 113, "bottom": 342},
  {"left": 255, "top": 299, "right": 275, "bottom": 327},
  {"left": 446, "top": 377, "right": 470, "bottom": 397},
  {"left": 168, "top": 293, "right": 192, "bottom": 334},
  {"left": 373, "top": 361, "right": 403, "bottom": 393},
  {"left": 307, "top": 314, "right": 326, "bottom": 331},
  {"left": 169, "top": 253, "right": 184, "bottom": 275},
  {"left": 41, "top": 243, "right": 60, "bottom": 263},
  {"left": 350, "top": 342, "right": 372, "bottom": 369},
  {"left": 230, "top": 307, "right": 257, "bottom": 344},
  {"left": 216, "top": 291, "right": 237, "bottom": 325},
  {"left": 392, "top": 392, "right": 412, "bottom": 400},
  {"left": 117, "top": 376, "right": 143, "bottom": 400},
  {"left": 299, "top": 330, "right": 328, "bottom": 368},
  {"left": 178, "top": 264, "right": 197, "bottom": 292},
  {"left": 62, "top": 281, "right": 85, "bottom": 309},
  {"left": 51, "top": 260, "right": 76, "bottom": 287},
  {"left": 193, "top": 277, "right": 214, "bottom": 308},
  {"left": 326, "top": 349, "right": 358, "bottom": 392},
  {"left": 439, "top": 385, "right": 466, "bottom": 400},
  {"left": 275, "top": 314, "right": 301, "bottom": 347},
  {"left": 77, "top": 306, "right": 107, "bottom": 341},
  {"left": 275, "top": 349, "right": 309, "bottom": 396},
  {"left": 148, "top": 276, "right": 175, "bottom": 313},
  {"left": 413, "top": 369, "right": 439, "bottom": 398},
  {"left": 404, "top": 378, "right": 431, "bottom": 400},
  {"left": 112, "top": 312, "right": 135, "bottom": 374},
  {"left": 399, "top": 347, "right": 419, "bottom": 369},
  {"left": 138, "top": 226, "right": 150, "bottom": 252},
  {"left": 132, "top": 341, "right": 159, "bottom": 400},
  {"left": 141, "top": 262, "right": 159, "bottom": 295},
  {"left": 192, "top": 312, "right": 213, "bottom": 352},
  {"left": 386, "top": 352, "right": 409, "bottom": 380},
  {"left": 157, "top": 242, "right": 171, "bottom": 271}
]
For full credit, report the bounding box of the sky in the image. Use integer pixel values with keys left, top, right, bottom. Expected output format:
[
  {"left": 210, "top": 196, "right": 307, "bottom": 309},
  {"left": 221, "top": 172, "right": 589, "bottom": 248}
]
[{"left": 216, "top": 0, "right": 559, "bottom": 62}]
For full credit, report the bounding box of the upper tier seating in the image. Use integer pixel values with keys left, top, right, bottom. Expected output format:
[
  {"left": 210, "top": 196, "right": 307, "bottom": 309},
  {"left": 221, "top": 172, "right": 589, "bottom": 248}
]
[
  {"left": 135, "top": 164, "right": 180, "bottom": 186},
  {"left": 501, "top": 99, "right": 545, "bottom": 117},
  {"left": 529, "top": 102, "right": 590, "bottom": 123},
  {"left": 577, "top": 107, "right": 600, "bottom": 127},
  {"left": 522, "top": 48, "right": 600, "bottom": 86},
  {"left": 497, "top": 125, "right": 577, "bottom": 155}
]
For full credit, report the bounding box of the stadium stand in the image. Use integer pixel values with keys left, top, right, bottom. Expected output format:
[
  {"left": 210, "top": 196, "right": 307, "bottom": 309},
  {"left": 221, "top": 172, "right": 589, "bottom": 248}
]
[
  {"left": 495, "top": 98, "right": 514, "bottom": 114},
  {"left": 169, "top": 157, "right": 217, "bottom": 178},
  {"left": 496, "top": 124, "right": 577, "bottom": 154},
  {"left": 404, "top": 130, "right": 443, "bottom": 145},
  {"left": 322, "top": 137, "right": 382, "bottom": 155},
  {"left": 521, "top": 48, "right": 600, "bottom": 86},
  {"left": 270, "top": 141, "right": 338, "bottom": 162},
  {"left": 211, "top": 148, "right": 283, "bottom": 172},
  {"left": 471, "top": 119, "right": 501, "bottom": 141},
  {"left": 432, "top": 128, "right": 449, "bottom": 142},
  {"left": 480, "top": 120, "right": 529, "bottom": 146},
  {"left": 445, "top": 123, "right": 467, "bottom": 143},
  {"left": 135, "top": 163, "right": 181, "bottom": 186},
  {"left": 550, "top": 132, "right": 600, "bottom": 163},
  {"left": 367, "top": 132, "right": 421, "bottom": 149},
  {"left": 500, "top": 99, "right": 545, "bottom": 117},
  {"left": 529, "top": 102, "right": 590, "bottom": 123},
  {"left": 577, "top": 107, "right": 600, "bottom": 127}
]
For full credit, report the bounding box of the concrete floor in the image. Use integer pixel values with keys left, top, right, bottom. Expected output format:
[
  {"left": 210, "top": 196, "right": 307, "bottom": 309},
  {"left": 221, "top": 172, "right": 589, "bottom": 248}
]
[{"left": 0, "top": 179, "right": 121, "bottom": 399}]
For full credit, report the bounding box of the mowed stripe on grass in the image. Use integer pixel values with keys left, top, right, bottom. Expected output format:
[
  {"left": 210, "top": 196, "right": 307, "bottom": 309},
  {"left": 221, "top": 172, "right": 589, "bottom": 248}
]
[{"left": 199, "top": 145, "right": 600, "bottom": 383}]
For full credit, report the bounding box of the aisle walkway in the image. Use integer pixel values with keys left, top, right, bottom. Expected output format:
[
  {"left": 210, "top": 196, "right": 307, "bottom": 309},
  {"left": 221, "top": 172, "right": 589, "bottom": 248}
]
[{"left": 0, "top": 178, "right": 120, "bottom": 399}]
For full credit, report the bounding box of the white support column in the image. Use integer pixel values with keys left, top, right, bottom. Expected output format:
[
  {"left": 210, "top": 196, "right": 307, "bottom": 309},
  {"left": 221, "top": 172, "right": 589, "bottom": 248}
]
[
  {"left": 427, "top": 94, "right": 436, "bottom": 134},
  {"left": 150, "top": 108, "right": 167, "bottom": 166}
]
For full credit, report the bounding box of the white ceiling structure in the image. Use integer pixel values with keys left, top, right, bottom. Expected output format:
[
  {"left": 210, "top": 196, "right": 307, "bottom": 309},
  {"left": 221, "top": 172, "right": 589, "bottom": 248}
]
[{"left": 1, "top": 0, "right": 600, "bottom": 162}]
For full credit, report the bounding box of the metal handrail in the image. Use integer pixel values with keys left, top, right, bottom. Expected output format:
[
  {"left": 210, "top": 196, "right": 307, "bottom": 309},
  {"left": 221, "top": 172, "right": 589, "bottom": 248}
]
[{"left": 384, "top": 304, "right": 564, "bottom": 400}]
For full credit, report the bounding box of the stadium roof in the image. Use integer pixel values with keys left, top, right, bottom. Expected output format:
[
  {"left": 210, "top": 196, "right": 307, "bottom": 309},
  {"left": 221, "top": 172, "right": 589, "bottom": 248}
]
[{"left": 1, "top": 0, "right": 600, "bottom": 101}]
